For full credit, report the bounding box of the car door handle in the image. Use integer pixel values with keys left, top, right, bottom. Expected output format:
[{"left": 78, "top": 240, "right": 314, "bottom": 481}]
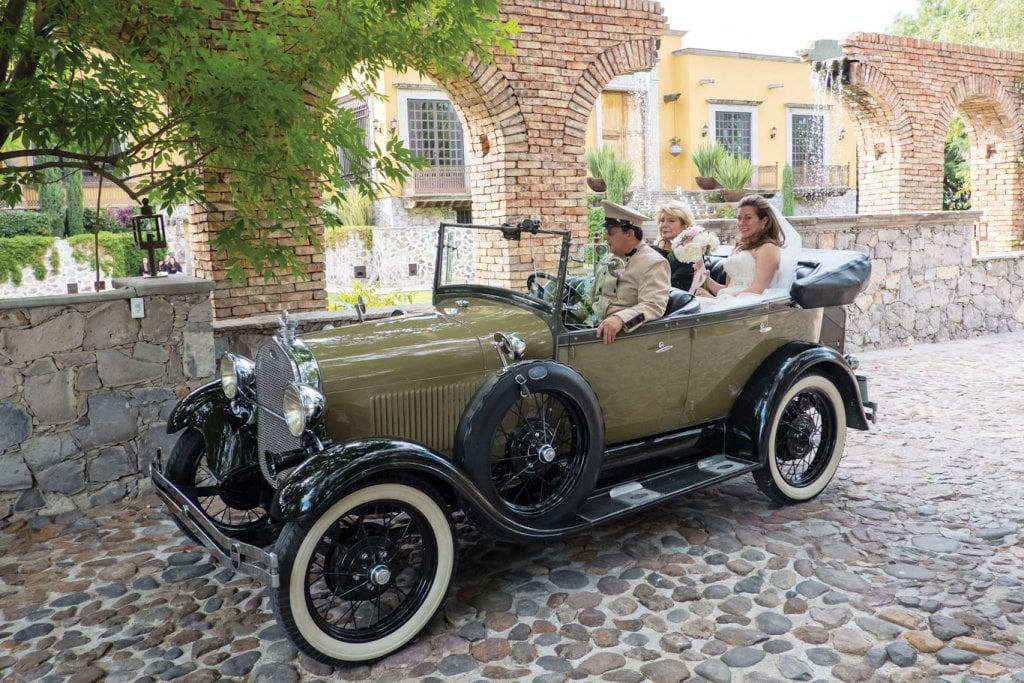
[
  {"left": 656, "top": 341, "right": 673, "bottom": 353},
  {"left": 758, "top": 322, "right": 772, "bottom": 334}
]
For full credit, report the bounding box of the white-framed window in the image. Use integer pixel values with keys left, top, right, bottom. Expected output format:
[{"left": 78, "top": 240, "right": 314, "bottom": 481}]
[
  {"left": 397, "top": 89, "right": 465, "bottom": 168},
  {"left": 709, "top": 104, "right": 758, "bottom": 162},
  {"left": 787, "top": 107, "right": 829, "bottom": 186}
]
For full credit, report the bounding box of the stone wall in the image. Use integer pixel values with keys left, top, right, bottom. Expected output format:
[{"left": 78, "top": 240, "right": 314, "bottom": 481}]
[
  {"left": 704, "top": 211, "right": 1024, "bottom": 350},
  {"left": 0, "top": 278, "right": 215, "bottom": 521}
]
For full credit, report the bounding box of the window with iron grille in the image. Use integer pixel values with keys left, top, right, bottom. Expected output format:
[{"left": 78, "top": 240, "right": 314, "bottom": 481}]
[
  {"left": 714, "top": 111, "right": 752, "bottom": 160},
  {"left": 791, "top": 113, "right": 825, "bottom": 168},
  {"left": 337, "top": 103, "right": 370, "bottom": 181},
  {"left": 407, "top": 99, "right": 465, "bottom": 166}
]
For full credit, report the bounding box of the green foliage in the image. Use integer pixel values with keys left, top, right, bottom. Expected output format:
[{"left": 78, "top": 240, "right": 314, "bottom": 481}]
[
  {"left": 890, "top": 0, "right": 1024, "bottom": 50},
  {"left": 323, "top": 187, "right": 374, "bottom": 227},
  {"left": 0, "top": 210, "right": 51, "bottom": 237},
  {"left": 0, "top": 1, "right": 516, "bottom": 282},
  {"left": 83, "top": 208, "right": 117, "bottom": 234},
  {"left": 585, "top": 146, "right": 633, "bottom": 204},
  {"left": 943, "top": 114, "right": 971, "bottom": 210},
  {"left": 714, "top": 154, "right": 755, "bottom": 190},
  {"left": 691, "top": 142, "right": 727, "bottom": 178},
  {"left": 69, "top": 232, "right": 163, "bottom": 278},
  {"left": 65, "top": 170, "right": 85, "bottom": 236},
  {"left": 0, "top": 236, "right": 55, "bottom": 284},
  {"left": 324, "top": 225, "right": 374, "bottom": 252},
  {"left": 713, "top": 203, "right": 737, "bottom": 219},
  {"left": 781, "top": 163, "right": 795, "bottom": 216},
  {"left": 329, "top": 281, "right": 414, "bottom": 311},
  {"left": 37, "top": 159, "right": 66, "bottom": 236}
]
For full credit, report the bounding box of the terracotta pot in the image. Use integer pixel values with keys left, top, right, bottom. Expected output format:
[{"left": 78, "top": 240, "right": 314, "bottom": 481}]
[
  {"left": 587, "top": 177, "right": 607, "bottom": 193},
  {"left": 719, "top": 188, "right": 746, "bottom": 202},
  {"left": 695, "top": 176, "right": 720, "bottom": 190}
]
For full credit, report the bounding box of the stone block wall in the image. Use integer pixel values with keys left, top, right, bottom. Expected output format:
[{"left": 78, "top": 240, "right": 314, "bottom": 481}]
[{"left": 0, "top": 278, "right": 216, "bottom": 522}]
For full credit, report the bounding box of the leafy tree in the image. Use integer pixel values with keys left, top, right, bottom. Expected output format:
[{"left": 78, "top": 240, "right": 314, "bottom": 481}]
[
  {"left": 0, "top": 1, "right": 514, "bottom": 280},
  {"left": 890, "top": 0, "right": 1024, "bottom": 50},
  {"left": 943, "top": 114, "right": 971, "bottom": 210}
]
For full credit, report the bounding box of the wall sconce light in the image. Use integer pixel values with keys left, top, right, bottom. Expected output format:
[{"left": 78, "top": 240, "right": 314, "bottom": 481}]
[
  {"left": 767, "top": 82, "right": 785, "bottom": 89},
  {"left": 770, "top": 126, "right": 777, "bottom": 139},
  {"left": 668, "top": 138, "right": 683, "bottom": 156},
  {"left": 986, "top": 143, "right": 997, "bottom": 159},
  {"left": 701, "top": 125, "right": 709, "bottom": 138},
  {"left": 389, "top": 117, "right": 398, "bottom": 133},
  {"left": 698, "top": 78, "right": 715, "bottom": 86},
  {"left": 838, "top": 129, "right": 846, "bottom": 140},
  {"left": 663, "top": 92, "right": 681, "bottom": 103}
]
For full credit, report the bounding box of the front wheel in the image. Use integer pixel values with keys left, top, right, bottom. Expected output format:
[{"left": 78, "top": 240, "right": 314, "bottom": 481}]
[
  {"left": 271, "top": 479, "right": 456, "bottom": 664},
  {"left": 754, "top": 372, "right": 847, "bottom": 504},
  {"left": 164, "top": 428, "right": 275, "bottom": 545}
]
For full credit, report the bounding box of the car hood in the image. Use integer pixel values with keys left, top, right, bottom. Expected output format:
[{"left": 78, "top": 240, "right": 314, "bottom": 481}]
[{"left": 300, "top": 297, "right": 553, "bottom": 395}]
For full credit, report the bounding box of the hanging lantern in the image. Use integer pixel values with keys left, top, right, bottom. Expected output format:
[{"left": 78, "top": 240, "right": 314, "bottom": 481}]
[{"left": 132, "top": 198, "right": 167, "bottom": 277}]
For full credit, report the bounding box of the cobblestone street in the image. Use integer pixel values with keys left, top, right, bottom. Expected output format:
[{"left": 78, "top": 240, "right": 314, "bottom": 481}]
[{"left": 1, "top": 333, "right": 1023, "bottom": 683}]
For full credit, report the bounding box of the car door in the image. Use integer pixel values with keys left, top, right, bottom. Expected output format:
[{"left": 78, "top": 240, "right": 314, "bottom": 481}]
[{"left": 560, "top": 318, "right": 692, "bottom": 443}]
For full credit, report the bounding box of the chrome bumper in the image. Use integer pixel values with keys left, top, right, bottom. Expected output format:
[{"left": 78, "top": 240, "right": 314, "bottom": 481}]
[
  {"left": 150, "top": 460, "right": 280, "bottom": 588},
  {"left": 857, "top": 373, "right": 877, "bottom": 424}
]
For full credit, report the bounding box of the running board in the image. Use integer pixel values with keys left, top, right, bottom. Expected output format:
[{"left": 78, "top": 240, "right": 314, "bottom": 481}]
[{"left": 576, "top": 454, "right": 758, "bottom": 524}]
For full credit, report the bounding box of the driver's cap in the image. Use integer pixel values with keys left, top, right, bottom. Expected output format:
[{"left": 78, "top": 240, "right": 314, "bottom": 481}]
[{"left": 601, "top": 200, "right": 649, "bottom": 231}]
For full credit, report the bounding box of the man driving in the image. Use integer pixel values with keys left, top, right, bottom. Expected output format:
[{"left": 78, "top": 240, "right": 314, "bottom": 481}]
[{"left": 596, "top": 200, "right": 670, "bottom": 344}]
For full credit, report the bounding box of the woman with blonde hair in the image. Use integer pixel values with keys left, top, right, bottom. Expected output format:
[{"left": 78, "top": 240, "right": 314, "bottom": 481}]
[{"left": 652, "top": 200, "right": 700, "bottom": 292}]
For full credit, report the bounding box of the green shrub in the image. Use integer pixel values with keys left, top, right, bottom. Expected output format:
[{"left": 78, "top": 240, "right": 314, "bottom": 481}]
[
  {"left": 329, "top": 281, "right": 413, "bottom": 311},
  {"left": 324, "top": 225, "right": 374, "bottom": 251},
  {"left": 323, "top": 186, "right": 374, "bottom": 227},
  {"left": 691, "top": 142, "right": 727, "bottom": 177},
  {"left": 782, "top": 163, "right": 795, "bottom": 216},
  {"left": 714, "top": 154, "right": 755, "bottom": 190},
  {"left": 0, "top": 210, "right": 51, "bottom": 237},
  {"left": 37, "top": 158, "right": 66, "bottom": 236},
  {"left": 0, "top": 236, "right": 55, "bottom": 284},
  {"left": 69, "top": 231, "right": 163, "bottom": 278}
]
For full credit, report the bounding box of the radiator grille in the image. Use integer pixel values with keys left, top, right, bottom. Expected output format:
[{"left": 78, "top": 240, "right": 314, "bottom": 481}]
[
  {"left": 372, "top": 382, "right": 480, "bottom": 454},
  {"left": 255, "top": 339, "right": 302, "bottom": 464}
]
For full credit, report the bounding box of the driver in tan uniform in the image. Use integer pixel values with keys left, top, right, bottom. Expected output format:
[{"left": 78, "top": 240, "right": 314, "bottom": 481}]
[{"left": 596, "top": 201, "right": 670, "bottom": 344}]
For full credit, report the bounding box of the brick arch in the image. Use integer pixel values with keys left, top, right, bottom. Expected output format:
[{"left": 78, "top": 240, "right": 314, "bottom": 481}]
[
  {"left": 842, "top": 62, "right": 914, "bottom": 214},
  {"left": 837, "top": 32, "right": 1024, "bottom": 252},
  {"left": 940, "top": 74, "right": 1024, "bottom": 253}
]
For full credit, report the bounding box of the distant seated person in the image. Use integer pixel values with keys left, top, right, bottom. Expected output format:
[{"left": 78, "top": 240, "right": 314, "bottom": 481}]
[
  {"left": 139, "top": 257, "right": 157, "bottom": 277},
  {"left": 699, "top": 195, "right": 801, "bottom": 301},
  {"left": 596, "top": 201, "right": 670, "bottom": 345},
  {"left": 157, "top": 259, "right": 166, "bottom": 273},
  {"left": 163, "top": 255, "right": 182, "bottom": 274},
  {"left": 652, "top": 200, "right": 700, "bottom": 292}
]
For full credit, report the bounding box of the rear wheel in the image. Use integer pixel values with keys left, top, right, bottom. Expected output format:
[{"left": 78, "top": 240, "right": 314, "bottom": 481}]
[
  {"left": 271, "top": 479, "right": 456, "bottom": 664},
  {"left": 164, "top": 429, "right": 274, "bottom": 545},
  {"left": 754, "top": 372, "right": 847, "bottom": 504}
]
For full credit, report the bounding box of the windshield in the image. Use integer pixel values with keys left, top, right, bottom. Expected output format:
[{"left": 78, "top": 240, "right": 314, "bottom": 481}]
[{"left": 436, "top": 222, "right": 613, "bottom": 328}]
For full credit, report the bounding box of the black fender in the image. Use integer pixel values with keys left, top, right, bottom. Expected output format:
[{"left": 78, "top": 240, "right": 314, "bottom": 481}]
[
  {"left": 165, "top": 380, "right": 256, "bottom": 477},
  {"left": 725, "top": 342, "right": 869, "bottom": 463},
  {"left": 271, "top": 437, "right": 584, "bottom": 541}
]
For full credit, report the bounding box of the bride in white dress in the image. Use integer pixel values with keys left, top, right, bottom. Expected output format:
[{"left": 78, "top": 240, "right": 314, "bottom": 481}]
[{"left": 697, "top": 195, "right": 800, "bottom": 303}]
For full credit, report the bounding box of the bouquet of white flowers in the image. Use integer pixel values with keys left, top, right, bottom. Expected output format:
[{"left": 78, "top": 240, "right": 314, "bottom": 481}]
[{"left": 670, "top": 226, "right": 720, "bottom": 264}]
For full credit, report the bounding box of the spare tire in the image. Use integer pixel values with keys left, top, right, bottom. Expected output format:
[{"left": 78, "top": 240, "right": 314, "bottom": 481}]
[{"left": 454, "top": 361, "right": 604, "bottom": 527}]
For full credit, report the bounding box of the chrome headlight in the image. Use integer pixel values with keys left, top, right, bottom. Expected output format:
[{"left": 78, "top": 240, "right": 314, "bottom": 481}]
[
  {"left": 220, "top": 353, "right": 255, "bottom": 399},
  {"left": 282, "top": 383, "right": 325, "bottom": 437}
]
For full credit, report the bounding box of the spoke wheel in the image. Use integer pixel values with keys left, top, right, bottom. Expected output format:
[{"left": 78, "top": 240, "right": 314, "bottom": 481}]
[
  {"left": 164, "top": 429, "right": 274, "bottom": 545},
  {"left": 272, "top": 479, "right": 455, "bottom": 664},
  {"left": 456, "top": 362, "right": 603, "bottom": 527},
  {"left": 754, "top": 372, "right": 847, "bottom": 504}
]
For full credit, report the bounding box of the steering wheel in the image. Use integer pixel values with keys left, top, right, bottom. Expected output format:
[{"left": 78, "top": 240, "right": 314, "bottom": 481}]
[{"left": 526, "top": 271, "right": 564, "bottom": 302}]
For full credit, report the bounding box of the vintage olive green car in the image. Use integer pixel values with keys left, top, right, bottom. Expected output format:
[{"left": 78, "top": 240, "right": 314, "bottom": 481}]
[{"left": 151, "top": 219, "right": 875, "bottom": 665}]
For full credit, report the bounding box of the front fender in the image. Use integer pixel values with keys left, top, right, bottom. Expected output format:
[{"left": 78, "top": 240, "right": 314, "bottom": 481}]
[
  {"left": 165, "top": 380, "right": 256, "bottom": 477},
  {"left": 725, "top": 342, "right": 869, "bottom": 462},
  {"left": 271, "top": 438, "right": 581, "bottom": 541}
]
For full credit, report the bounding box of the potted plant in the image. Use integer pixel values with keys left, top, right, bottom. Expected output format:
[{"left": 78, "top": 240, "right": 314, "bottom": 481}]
[
  {"left": 691, "top": 142, "right": 725, "bottom": 190},
  {"left": 587, "top": 145, "right": 634, "bottom": 204},
  {"left": 714, "top": 153, "right": 755, "bottom": 202},
  {"left": 668, "top": 137, "right": 683, "bottom": 157}
]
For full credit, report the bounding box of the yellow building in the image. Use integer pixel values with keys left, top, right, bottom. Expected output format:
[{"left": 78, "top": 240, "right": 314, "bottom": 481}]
[{"left": 339, "top": 31, "right": 858, "bottom": 222}]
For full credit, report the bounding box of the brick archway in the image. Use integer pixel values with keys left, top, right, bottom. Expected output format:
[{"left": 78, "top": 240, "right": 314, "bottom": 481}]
[
  {"left": 835, "top": 33, "right": 1024, "bottom": 253},
  {"left": 192, "top": 0, "right": 667, "bottom": 317}
]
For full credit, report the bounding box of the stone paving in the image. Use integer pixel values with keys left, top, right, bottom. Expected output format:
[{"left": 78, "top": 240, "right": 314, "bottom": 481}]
[{"left": 1, "top": 332, "right": 1023, "bottom": 683}]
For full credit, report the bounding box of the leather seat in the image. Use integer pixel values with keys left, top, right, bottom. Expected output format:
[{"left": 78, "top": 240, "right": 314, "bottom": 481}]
[{"left": 663, "top": 288, "right": 700, "bottom": 318}]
